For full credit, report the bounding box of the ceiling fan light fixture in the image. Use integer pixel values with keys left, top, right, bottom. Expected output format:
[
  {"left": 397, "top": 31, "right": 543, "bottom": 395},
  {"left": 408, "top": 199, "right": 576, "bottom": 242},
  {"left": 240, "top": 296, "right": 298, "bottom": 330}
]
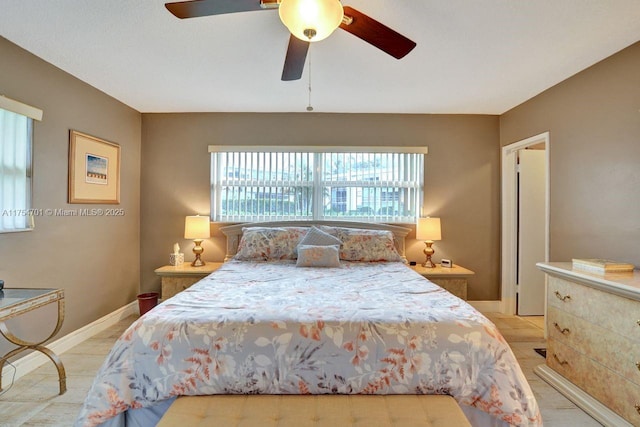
[{"left": 279, "top": 0, "right": 344, "bottom": 42}]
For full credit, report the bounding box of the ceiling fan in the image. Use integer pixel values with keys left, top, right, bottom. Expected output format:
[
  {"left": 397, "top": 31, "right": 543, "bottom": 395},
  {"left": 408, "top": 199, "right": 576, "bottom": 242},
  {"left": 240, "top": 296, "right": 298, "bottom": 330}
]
[{"left": 165, "top": 0, "right": 417, "bottom": 81}]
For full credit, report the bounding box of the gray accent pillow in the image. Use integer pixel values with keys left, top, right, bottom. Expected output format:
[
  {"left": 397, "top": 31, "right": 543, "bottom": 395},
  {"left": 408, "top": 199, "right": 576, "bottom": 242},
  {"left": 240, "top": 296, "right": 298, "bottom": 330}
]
[
  {"left": 298, "top": 226, "right": 341, "bottom": 247},
  {"left": 296, "top": 245, "right": 341, "bottom": 268}
]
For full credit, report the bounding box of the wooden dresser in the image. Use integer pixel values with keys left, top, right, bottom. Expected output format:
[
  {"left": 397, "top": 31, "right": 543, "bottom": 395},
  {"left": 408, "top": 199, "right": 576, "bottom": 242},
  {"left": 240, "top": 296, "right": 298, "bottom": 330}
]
[
  {"left": 536, "top": 262, "right": 640, "bottom": 426},
  {"left": 155, "top": 262, "right": 223, "bottom": 299}
]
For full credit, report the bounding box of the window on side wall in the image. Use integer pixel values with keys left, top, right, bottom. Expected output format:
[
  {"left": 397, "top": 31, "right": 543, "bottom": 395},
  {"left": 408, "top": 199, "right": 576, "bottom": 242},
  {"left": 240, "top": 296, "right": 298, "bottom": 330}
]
[
  {"left": 209, "top": 146, "right": 427, "bottom": 223},
  {"left": 0, "top": 97, "right": 41, "bottom": 233}
]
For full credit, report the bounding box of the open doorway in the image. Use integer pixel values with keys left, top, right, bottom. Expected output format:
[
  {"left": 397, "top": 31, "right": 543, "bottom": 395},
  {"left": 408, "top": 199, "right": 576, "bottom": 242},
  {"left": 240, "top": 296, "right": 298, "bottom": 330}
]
[{"left": 501, "top": 132, "right": 549, "bottom": 316}]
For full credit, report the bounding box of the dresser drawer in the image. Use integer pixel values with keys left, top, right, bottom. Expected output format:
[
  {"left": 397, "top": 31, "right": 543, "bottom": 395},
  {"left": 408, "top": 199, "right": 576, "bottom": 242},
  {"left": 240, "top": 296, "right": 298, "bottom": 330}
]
[
  {"left": 548, "top": 338, "right": 640, "bottom": 425},
  {"left": 548, "top": 306, "right": 640, "bottom": 386},
  {"left": 548, "top": 276, "right": 640, "bottom": 342},
  {"left": 161, "top": 276, "right": 203, "bottom": 299},
  {"left": 427, "top": 278, "right": 467, "bottom": 300},
  {"left": 156, "top": 263, "right": 224, "bottom": 299}
]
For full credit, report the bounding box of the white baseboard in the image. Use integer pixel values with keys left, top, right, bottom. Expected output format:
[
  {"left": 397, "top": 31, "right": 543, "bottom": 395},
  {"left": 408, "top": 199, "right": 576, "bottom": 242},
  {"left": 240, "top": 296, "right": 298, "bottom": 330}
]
[
  {"left": 1, "top": 301, "right": 137, "bottom": 386},
  {"left": 468, "top": 300, "right": 503, "bottom": 313}
]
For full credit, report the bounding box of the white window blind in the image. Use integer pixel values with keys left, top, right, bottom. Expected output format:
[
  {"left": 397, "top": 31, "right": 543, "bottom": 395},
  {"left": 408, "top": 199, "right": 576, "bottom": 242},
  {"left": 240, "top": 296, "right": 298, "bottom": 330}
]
[
  {"left": 210, "top": 146, "right": 426, "bottom": 223},
  {"left": 0, "top": 108, "right": 33, "bottom": 232}
]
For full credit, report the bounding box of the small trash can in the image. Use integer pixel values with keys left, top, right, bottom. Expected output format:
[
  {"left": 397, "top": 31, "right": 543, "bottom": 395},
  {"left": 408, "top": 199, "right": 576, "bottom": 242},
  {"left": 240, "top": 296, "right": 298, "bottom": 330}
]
[{"left": 137, "top": 292, "right": 159, "bottom": 316}]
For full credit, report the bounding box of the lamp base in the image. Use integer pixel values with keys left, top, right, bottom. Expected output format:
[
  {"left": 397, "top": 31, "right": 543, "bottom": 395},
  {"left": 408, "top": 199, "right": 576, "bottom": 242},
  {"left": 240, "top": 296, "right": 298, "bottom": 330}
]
[
  {"left": 191, "top": 257, "right": 205, "bottom": 267},
  {"left": 191, "top": 239, "right": 206, "bottom": 267},
  {"left": 421, "top": 258, "right": 436, "bottom": 268},
  {"left": 422, "top": 241, "right": 436, "bottom": 268}
]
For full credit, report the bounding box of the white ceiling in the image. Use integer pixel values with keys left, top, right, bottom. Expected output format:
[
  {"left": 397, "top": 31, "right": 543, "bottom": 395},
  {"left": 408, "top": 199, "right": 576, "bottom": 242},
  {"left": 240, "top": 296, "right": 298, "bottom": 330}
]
[{"left": 1, "top": 0, "right": 639, "bottom": 114}]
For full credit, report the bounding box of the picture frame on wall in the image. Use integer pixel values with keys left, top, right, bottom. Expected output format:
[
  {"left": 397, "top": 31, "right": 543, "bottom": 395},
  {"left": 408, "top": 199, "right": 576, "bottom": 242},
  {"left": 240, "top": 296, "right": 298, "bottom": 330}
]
[{"left": 68, "top": 130, "right": 120, "bottom": 204}]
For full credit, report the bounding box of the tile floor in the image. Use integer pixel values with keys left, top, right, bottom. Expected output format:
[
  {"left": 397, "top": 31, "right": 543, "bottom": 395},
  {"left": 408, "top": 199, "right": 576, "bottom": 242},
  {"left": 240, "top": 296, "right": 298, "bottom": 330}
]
[{"left": 0, "top": 314, "right": 603, "bottom": 426}]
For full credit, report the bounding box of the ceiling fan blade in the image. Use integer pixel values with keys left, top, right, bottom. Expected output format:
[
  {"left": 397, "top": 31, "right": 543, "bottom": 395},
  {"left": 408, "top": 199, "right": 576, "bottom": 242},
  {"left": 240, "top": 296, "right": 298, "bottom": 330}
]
[
  {"left": 339, "top": 6, "right": 416, "bottom": 59},
  {"left": 165, "top": 0, "right": 265, "bottom": 19},
  {"left": 281, "top": 35, "right": 309, "bottom": 81}
]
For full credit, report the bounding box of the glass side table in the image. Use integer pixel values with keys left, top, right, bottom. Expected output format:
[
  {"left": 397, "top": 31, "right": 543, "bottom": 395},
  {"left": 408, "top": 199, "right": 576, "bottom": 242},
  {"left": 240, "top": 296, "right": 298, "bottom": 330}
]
[{"left": 0, "top": 288, "right": 66, "bottom": 395}]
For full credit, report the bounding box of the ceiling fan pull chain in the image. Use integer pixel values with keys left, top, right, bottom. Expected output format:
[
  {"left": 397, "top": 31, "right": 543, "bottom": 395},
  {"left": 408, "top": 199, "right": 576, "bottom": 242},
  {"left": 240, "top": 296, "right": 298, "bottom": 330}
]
[{"left": 306, "top": 46, "right": 313, "bottom": 112}]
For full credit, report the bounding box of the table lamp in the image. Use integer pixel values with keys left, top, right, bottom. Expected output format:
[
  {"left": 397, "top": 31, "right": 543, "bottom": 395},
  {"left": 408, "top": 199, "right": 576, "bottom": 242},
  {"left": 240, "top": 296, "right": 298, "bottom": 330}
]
[
  {"left": 184, "top": 215, "right": 211, "bottom": 267},
  {"left": 416, "top": 217, "right": 441, "bottom": 268}
]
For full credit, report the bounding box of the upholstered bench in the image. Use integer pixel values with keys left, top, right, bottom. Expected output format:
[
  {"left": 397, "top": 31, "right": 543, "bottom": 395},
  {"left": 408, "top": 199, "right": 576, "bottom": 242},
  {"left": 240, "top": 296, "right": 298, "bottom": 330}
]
[{"left": 157, "top": 394, "right": 471, "bottom": 427}]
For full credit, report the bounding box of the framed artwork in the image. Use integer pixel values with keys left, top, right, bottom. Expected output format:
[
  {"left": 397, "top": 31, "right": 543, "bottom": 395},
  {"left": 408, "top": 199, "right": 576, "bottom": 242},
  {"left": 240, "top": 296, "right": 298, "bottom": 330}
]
[{"left": 68, "top": 130, "right": 120, "bottom": 204}]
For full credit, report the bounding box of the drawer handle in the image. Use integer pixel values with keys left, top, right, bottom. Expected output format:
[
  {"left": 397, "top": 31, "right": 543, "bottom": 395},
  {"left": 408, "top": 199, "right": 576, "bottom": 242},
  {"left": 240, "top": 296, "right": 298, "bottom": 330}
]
[
  {"left": 554, "top": 291, "right": 571, "bottom": 302},
  {"left": 637, "top": 320, "right": 640, "bottom": 327},
  {"left": 553, "top": 353, "right": 570, "bottom": 366},
  {"left": 636, "top": 362, "right": 640, "bottom": 372},
  {"left": 636, "top": 404, "right": 640, "bottom": 415},
  {"left": 553, "top": 322, "right": 571, "bottom": 335}
]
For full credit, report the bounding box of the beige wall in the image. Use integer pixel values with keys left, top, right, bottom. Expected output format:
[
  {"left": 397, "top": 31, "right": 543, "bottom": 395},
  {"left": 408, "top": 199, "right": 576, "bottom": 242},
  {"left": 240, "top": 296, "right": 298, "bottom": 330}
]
[
  {"left": 1, "top": 25, "right": 636, "bottom": 372},
  {"left": 141, "top": 113, "right": 501, "bottom": 300},
  {"left": 500, "top": 41, "right": 640, "bottom": 265},
  {"left": 0, "top": 37, "right": 141, "bottom": 356}
]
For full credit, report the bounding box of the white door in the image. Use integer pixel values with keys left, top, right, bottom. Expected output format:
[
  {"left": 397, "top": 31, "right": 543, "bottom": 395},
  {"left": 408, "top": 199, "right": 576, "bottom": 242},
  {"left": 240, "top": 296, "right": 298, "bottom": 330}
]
[{"left": 517, "top": 149, "right": 546, "bottom": 315}]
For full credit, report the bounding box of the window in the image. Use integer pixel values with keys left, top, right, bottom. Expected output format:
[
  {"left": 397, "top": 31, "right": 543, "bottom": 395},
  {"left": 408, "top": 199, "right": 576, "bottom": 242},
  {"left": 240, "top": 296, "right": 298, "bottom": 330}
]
[
  {"left": 0, "top": 105, "right": 35, "bottom": 232},
  {"left": 210, "top": 146, "right": 426, "bottom": 223}
]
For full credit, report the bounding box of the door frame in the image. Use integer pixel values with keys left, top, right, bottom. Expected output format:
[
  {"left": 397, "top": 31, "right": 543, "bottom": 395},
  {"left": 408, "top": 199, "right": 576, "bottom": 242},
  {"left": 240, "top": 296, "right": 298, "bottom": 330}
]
[{"left": 501, "top": 132, "right": 550, "bottom": 315}]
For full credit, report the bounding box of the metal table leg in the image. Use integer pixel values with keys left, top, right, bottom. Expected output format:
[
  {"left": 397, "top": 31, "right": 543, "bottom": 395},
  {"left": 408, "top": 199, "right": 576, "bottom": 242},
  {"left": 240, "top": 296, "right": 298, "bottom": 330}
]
[{"left": 0, "top": 298, "right": 66, "bottom": 394}]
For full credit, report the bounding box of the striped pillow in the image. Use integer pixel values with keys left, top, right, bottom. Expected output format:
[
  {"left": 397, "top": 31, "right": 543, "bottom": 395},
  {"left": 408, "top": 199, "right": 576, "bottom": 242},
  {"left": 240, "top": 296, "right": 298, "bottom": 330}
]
[{"left": 298, "top": 226, "right": 342, "bottom": 247}]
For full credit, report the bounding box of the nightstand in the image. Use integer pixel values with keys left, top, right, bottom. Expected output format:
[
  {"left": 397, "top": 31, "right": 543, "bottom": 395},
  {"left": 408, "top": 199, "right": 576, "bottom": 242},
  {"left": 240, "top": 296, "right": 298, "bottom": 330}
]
[
  {"left": 155, "top": 262, "right": 223, "bottom": 299},
  {"left": 411, "top": 264, "right": 475, "bottom": 300}
]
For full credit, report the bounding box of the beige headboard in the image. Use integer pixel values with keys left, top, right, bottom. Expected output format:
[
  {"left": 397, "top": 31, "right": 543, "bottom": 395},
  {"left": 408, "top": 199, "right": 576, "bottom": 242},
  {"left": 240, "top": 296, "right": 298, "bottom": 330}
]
[{"left": 219, "top": 220, "right": 411, "bottom": 262}]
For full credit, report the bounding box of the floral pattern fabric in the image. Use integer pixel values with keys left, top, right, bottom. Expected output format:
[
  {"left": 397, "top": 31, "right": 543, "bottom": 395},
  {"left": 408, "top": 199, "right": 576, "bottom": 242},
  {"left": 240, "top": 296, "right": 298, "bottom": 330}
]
[
  {"left": 320, "top": 226, "right": 404, "bottom": 262},
  {"left": 234, "top": 227, "right": 308, "bottom": 260},
  {"left": 76, "top": 261, "right": 542, "bottom": 427}
]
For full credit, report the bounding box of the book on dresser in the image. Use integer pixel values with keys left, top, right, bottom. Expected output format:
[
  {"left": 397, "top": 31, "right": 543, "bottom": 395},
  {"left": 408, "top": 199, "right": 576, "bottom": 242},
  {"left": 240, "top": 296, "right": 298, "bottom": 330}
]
[{"left": 571, "top": 258, "right": 634, "bottom": 273}]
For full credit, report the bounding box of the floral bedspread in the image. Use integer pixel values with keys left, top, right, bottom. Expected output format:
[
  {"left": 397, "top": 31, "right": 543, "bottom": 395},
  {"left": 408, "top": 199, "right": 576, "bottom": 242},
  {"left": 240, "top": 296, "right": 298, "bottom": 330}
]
[{"left": 76, "top": 261, "right": 542, "bottom": 427}]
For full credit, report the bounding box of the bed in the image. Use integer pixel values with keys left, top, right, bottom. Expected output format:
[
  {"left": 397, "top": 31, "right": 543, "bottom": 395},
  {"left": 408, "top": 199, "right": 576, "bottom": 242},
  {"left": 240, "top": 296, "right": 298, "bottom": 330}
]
[{"left": 75, "top": 221, "right": 542, "bottom": 427}]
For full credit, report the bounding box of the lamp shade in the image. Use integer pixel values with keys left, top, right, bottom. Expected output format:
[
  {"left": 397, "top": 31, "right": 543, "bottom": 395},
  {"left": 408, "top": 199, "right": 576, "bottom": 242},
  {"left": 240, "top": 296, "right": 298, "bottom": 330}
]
[
  {"left": 279, "top": 0, "right": 344, "bottom": 42},
  {"left": 184, "top": 215, "right": 211, "bottom": 239},
  {"left": 416, "top": 217, "right": 441, "bottom": 241}
]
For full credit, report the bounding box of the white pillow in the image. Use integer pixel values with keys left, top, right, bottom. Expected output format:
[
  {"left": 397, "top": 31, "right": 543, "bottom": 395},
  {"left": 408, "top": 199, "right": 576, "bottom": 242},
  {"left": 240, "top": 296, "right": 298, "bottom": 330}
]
[{"left": 296, "top": 245, "right": 341, "bottom": 268}]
